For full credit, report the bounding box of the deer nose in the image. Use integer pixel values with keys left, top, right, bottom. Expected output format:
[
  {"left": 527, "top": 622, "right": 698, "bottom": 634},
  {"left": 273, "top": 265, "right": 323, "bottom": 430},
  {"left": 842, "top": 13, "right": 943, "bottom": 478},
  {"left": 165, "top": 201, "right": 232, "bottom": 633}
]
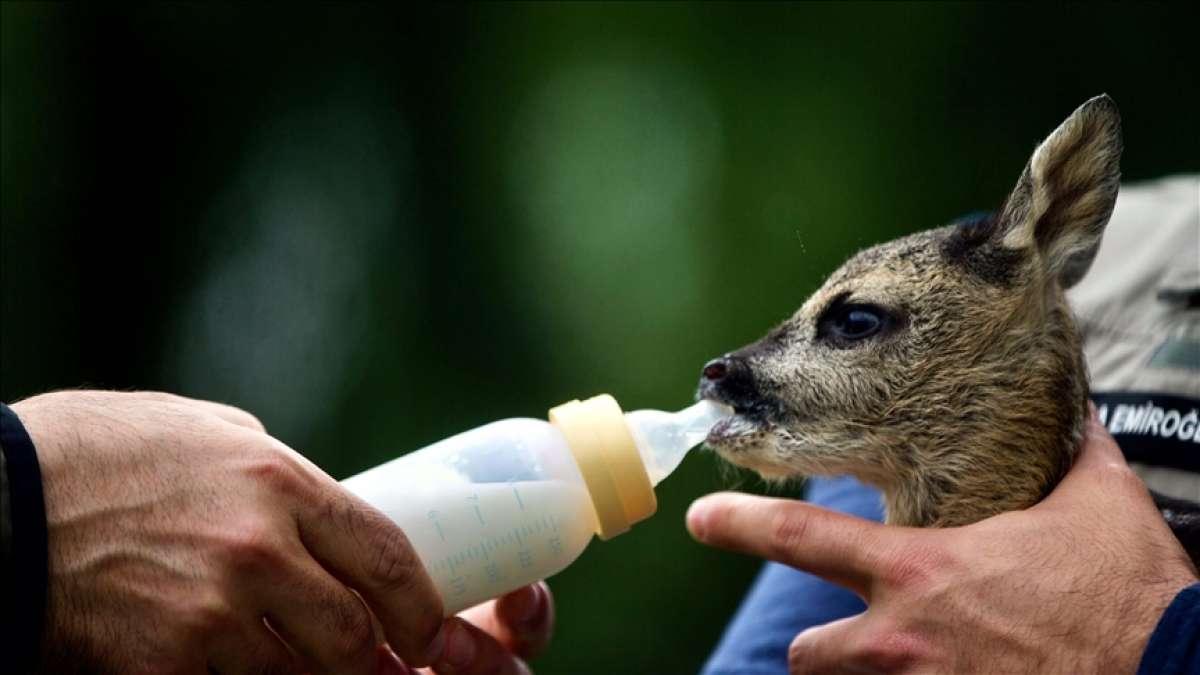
[
  {"left": 698, "top": 354, "right": 762, "bottom": 411},
  {"left": 702, "top": 358, "right": 729, "bottom": 381}
]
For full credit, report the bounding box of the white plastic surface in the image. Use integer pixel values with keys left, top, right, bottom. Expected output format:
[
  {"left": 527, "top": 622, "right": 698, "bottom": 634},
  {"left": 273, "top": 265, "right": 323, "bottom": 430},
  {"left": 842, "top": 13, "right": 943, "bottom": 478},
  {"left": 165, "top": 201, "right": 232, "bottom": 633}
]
[{"left": 342, "top": 418, "right": 597, "bottom": 615}]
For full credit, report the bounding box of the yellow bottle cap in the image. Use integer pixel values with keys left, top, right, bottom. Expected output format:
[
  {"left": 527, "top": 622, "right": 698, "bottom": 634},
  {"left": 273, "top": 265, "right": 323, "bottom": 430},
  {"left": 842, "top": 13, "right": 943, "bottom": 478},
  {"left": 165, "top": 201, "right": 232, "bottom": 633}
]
[{"left": 549, "top": 394, "right": 657, "bottom": 540}]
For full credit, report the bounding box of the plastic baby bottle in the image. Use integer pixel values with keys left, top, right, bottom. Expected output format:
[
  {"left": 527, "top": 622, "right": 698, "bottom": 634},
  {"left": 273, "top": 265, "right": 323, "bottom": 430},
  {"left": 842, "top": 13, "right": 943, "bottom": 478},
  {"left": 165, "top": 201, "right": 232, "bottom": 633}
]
[{"left": 341, "top": 395, "right": 732, "bottom": 615}]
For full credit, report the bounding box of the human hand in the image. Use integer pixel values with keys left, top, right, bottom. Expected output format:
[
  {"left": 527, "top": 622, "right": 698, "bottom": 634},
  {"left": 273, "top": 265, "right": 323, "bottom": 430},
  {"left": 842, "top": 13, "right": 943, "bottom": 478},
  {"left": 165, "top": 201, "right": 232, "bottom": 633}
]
[
  {"left": 686, "top": 409, "right": 1198, "bottom": 674},
  {"left": 15, "top": 390, "right": 453, "bottom": 674},
  {"left": 398, "top": 581, "right": 553, "bottom": 675}
]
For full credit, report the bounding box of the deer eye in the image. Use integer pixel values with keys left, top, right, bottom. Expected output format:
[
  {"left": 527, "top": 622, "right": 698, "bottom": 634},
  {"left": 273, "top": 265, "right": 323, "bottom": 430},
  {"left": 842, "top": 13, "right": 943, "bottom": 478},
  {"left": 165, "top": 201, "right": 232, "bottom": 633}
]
[
  {"left": 818, "top": 302, "right": 889, "bottom": 346},
  {"left": 832, "top": 306, "right": 882, "bottom": 339}
]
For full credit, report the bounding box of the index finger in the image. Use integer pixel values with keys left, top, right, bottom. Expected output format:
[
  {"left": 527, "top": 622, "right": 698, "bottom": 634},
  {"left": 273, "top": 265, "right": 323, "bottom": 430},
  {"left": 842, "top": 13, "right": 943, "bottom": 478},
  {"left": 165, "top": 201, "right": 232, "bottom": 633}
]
[
  {"left": 297, "top": 486, "right": 447, "bottom": 667},
  {"left": 687, "top": 492, "right": 888, "bottom": 598}
]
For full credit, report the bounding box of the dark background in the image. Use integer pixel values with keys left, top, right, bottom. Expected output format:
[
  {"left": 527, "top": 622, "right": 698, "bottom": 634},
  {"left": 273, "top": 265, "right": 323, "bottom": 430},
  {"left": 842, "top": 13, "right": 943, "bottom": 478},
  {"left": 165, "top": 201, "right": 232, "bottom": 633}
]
[{"left": 3, "top": 3, "right": 1197, "bottom": 672}]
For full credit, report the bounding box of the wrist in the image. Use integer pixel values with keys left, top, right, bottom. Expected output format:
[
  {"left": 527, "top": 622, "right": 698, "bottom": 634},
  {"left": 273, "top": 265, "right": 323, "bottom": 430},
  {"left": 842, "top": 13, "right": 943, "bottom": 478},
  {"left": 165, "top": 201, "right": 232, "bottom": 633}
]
[
  {"left": 1117, "top": 573, "right": 1200, "bottom": 674},
  {"left": 1, "top": 402, "right": 50, "bottom": 675}
]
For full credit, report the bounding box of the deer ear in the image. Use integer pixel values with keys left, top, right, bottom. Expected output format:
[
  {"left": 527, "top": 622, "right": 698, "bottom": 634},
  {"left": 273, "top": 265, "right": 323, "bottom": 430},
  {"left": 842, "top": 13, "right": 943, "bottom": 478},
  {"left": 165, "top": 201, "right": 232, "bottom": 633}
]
[{"left": 994, "top": 95, "right": 1122, "bottom": 288}]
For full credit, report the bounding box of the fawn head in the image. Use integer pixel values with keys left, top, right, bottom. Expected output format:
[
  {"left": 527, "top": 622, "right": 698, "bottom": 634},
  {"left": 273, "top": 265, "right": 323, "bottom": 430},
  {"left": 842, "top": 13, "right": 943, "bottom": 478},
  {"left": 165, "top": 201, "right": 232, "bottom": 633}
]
[{"left": 700, "top": 96, "right": 1122, "bottom": 526}]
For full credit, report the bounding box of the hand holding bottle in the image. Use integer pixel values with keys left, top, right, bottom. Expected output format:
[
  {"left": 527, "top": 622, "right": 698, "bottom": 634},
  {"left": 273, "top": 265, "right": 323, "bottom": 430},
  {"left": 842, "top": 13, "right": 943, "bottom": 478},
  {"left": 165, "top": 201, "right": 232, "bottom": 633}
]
[{"left": 11, "top": 390, "right": 552, "bottom": 675}]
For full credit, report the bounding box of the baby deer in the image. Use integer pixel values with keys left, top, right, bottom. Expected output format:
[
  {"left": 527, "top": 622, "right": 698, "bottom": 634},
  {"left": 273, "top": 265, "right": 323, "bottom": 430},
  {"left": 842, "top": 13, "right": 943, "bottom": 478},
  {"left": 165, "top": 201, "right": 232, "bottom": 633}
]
[{"left": 698, "top": 96, "right": 1200, "bottom": 557}]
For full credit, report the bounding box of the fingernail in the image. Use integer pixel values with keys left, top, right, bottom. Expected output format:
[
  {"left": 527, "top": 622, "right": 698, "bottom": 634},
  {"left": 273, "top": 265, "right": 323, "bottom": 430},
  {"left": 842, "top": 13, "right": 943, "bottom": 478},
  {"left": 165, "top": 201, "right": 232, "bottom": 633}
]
[
  {"left": 686, "top": 499, "right": 711, "bottom": 540},
  {"left": 513, "top": 658, "right": 533, "bottom": 675},
  {"left": 508, "top": 584, "right": 542, "bottom": 624},
  {"left": 423, "top": 622, "right": 447, "bottom": 665},
  {"left": 441, "top": 621, "right": 476, "bottom": 670}
]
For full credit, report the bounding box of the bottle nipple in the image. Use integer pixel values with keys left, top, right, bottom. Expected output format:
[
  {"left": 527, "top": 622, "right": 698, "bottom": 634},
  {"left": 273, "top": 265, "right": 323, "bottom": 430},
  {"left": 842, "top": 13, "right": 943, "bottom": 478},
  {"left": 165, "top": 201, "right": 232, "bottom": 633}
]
[{"left": 624, "top": 400, "right": 735, "bottom": 486}]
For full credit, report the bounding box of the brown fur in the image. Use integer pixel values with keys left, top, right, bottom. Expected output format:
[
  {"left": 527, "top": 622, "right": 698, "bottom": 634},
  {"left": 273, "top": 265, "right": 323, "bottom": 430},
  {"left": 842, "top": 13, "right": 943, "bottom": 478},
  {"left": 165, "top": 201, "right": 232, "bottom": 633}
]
[{"left": 701, "top": 96, "right": 1122, "bottom": 527}]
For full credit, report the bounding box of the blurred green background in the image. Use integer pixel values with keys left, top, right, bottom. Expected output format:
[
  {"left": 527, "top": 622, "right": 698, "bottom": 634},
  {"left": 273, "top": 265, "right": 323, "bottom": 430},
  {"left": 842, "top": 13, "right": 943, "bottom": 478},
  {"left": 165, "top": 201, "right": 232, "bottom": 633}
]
[{"left": 2, "top": 2, "right": 1197, "bottom": 672}]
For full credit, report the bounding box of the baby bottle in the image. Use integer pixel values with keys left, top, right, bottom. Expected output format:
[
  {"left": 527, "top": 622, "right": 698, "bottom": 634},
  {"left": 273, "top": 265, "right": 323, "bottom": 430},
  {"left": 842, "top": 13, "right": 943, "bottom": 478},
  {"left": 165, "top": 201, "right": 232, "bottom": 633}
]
[{"left": 341, "top": 394, "right": 731, "bottom": 615}]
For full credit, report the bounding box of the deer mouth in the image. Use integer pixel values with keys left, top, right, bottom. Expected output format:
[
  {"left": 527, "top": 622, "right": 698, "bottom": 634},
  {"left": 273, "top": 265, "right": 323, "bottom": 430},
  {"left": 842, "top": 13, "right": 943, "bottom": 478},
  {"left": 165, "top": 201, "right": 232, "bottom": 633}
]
[
  {"left": 700, "top": 399, "right": 778, "bottom": 449},
  {"left": 707, "top": 413, "right": 765, "bottom": 443},
  {"left": 696, "top": 360, "right": 783, "bottom": 449}
]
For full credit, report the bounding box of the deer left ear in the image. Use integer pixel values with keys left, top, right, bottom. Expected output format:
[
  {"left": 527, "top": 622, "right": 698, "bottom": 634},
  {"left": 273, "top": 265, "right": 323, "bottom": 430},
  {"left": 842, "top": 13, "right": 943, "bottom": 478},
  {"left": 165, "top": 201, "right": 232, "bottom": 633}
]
[{"left": 996, "top": 95, "right": 1122, "bottom": 289}]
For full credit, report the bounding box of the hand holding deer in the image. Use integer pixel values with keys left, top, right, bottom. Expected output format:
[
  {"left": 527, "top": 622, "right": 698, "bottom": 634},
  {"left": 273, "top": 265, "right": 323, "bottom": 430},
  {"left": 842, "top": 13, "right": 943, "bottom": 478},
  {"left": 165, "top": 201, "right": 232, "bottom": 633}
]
[{"left": 688, "top": 411, "right": 1197, "bottom": 674}]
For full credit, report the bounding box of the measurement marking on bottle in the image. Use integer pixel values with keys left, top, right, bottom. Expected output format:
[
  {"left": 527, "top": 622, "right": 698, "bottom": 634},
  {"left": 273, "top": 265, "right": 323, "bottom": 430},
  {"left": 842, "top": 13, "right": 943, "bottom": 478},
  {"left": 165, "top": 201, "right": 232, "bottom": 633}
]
[
  {"left": 511, "top": 484, "right": 525, "bottom": 511},
  {"left": 434, "top": 529, "right": 533, "bottom": 589},
  {"left": 428, "top": 510, "right": 446, "bottom": 542},
  {"left": 468, "top": 492, "right": 486, "bottom": 525},
  {"left": 550, "top": 515, "right": 558, "bottom": 532}
]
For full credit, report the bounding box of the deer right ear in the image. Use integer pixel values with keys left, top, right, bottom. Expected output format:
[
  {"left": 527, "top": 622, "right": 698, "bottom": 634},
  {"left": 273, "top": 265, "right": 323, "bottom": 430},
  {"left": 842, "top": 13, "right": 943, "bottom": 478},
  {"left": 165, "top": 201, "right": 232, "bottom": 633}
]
[{"left": 991, "top": 95, "right": 1123, "bottom": 288}]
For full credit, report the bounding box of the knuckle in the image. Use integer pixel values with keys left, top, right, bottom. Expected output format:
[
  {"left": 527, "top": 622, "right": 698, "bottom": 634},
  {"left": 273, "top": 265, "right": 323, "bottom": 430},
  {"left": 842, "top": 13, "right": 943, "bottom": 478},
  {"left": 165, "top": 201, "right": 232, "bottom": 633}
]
[
  {"left": 368, "top": 526, "right": 424, "bottom": 593},
  {"left": 767, "top": 506, "right": 811, "bottom": 559},
  {"left": 1095, "top": 461, "right": 1143, "bottom": 493},
  {"left": 330, "top": 497, "right": 425, "bottom": 594},
  {"left": 222, "top": 405, "right": 267, "bottom": 432},
  {"left": 182, "top": 594, "right": 237, "bottom": 642},
  {"left": 245, "top": 451, "right": 302, "bottom": 493},
  {"left": 855, "top": 624, "right": 925, "bottom": 672},
  {"left": 328, "top": 599, "right": 377, "bottom": 662},
  {"left": 878, "top": 544, "right": 954, "bottom": 591},
  {"left": 220, "top": 520, "right": 288, "bottom": 574},
  {"left": 239, "top": 411, "right": 267, "bottom": 432}
]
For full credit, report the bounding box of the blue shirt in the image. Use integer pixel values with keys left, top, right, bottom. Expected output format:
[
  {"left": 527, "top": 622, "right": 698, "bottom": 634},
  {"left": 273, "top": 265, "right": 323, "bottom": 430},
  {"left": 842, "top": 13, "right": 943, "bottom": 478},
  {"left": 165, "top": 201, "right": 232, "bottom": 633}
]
[{"left": 1138, "top": 583, "right": 1200, "bottom": 675}]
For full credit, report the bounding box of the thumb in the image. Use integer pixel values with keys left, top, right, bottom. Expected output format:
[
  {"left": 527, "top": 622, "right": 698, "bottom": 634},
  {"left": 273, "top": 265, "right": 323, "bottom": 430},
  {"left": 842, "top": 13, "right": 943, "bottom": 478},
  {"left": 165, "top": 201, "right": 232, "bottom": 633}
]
[
  {"left": 1038, "top": 404, "right": 1144, "bottom": 510},
  {"left": 1073, "top": 403, "right": 1129, "bottom": 471}
]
